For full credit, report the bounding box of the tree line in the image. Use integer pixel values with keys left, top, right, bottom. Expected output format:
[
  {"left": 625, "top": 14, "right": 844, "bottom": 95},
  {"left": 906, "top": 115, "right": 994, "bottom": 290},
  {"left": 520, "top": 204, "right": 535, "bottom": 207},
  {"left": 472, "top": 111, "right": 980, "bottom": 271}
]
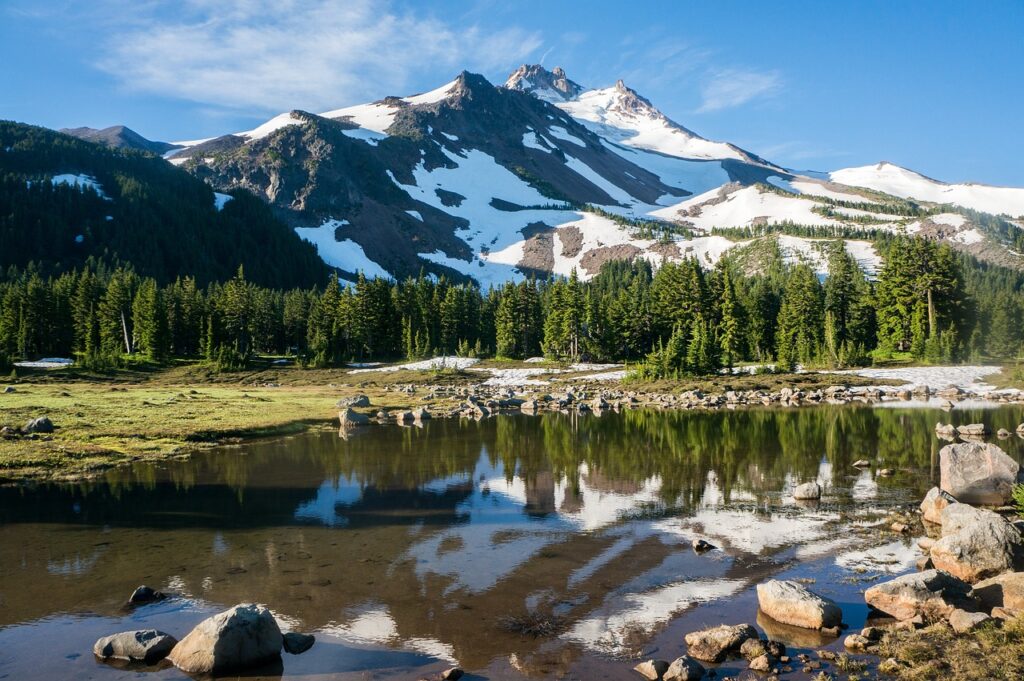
[{"left": 1, "top": 236, "right": 1022, "bottom": 375}]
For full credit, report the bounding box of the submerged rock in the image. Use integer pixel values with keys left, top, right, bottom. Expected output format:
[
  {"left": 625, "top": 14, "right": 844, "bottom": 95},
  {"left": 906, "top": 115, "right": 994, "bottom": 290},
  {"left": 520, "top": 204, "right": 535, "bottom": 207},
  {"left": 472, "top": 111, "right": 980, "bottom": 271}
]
[
  {"left": 282, "top": 632, "right": 315, "bottom": 655},
  {"left": 166, "top": 603, "right": 283, "bottom": 674},
  {"left": 756, "top": 580, "right": 842, "bottom": 629},
  {"left": 939, "top": 441, "right": 1021, "bottom": 505},
  {"left": 864, "top": 569, "right": 976, "bottom": 620},
  {"left": 684, "top": 623, "right": 758, "bottom": 662},
  {"left": 127, "top": 585, "right": 166, "bottom": 605},
  {"left": 93, "top": 630, "right": 177, "bottom": 665}
]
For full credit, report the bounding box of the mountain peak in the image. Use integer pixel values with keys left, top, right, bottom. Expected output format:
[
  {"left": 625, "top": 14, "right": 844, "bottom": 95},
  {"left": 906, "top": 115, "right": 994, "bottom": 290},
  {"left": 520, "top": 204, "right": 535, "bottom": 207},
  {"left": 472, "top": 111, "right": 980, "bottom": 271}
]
[
  {"left": 504, "top": 64, "right": 583, "bottom": 102},
  {"left": 60, "top": 124, "right": 179, "bottom": 155}
]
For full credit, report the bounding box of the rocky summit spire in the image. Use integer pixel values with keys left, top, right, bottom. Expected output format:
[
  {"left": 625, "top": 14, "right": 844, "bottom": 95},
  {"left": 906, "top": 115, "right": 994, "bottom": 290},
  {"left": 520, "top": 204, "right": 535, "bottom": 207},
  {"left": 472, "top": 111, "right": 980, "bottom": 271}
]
[{"left": 504, "top": 64, "right": 583, "bottom": 102}]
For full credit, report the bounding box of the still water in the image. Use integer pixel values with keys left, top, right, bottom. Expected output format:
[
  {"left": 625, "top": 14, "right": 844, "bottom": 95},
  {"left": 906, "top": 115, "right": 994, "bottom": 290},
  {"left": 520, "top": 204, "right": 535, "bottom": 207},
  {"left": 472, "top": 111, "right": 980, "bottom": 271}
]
[{"left": 1, "top": 405, "right": 1022, "bottom": 680}]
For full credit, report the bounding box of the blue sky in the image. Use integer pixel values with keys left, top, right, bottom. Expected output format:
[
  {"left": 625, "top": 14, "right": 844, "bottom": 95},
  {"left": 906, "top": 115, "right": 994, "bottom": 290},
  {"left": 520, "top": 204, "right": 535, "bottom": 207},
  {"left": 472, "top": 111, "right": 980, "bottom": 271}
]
[{"left": 2, "top": 0, "right": 1022, "bottom": 185}]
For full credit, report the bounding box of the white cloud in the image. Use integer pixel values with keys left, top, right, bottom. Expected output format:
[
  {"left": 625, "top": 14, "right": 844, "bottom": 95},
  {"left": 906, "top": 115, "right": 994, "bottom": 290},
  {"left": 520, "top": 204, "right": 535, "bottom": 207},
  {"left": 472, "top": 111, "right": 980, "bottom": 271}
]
[
  {"left": 697, "top": 68, "right": 782, "bottom": 112},
  {"left": 94, "top": 0, "right": 542, "bottom": 112}
]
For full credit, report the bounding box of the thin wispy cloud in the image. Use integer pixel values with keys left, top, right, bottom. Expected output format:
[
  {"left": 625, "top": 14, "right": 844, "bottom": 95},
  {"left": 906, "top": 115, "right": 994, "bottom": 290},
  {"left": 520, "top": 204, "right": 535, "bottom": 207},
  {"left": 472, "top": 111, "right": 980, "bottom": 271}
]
[
  {"left": 93, "top": 0, "right": 542, "bottom": 112},
  {"left": 697, "top": 68, "right": 782, "bottom": 113}
]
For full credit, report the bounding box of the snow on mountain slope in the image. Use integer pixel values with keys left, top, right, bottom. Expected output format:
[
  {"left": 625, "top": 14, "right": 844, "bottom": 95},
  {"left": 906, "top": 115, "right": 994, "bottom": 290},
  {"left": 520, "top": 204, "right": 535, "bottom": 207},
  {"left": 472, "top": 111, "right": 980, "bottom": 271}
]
[
  {"left": 651, "top": 184, "right": 842, "bottom": 230},
  {"left": 507, "top": 65, "right": 752, "bottom": 162},
  {"left": 831, "top": 162, "right": 1024, "bottom": 218},
  {"left": 558, "top": 82, "right": 749, "bottom": 162}
]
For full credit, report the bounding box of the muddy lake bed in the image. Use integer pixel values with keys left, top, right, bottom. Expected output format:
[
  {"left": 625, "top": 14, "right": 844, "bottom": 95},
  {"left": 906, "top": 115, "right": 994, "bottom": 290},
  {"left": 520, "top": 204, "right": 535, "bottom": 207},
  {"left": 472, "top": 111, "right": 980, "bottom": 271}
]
[{"left": 2, "top": 403, "right": 1023, "bottom": 680}]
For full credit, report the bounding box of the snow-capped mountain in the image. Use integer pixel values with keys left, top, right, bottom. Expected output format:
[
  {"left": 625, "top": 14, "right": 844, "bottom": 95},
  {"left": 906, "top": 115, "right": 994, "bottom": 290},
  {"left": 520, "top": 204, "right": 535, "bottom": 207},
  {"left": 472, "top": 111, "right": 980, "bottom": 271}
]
[
  {"left": 506, "top": 67, "right": 762, "bottom": 164},
  {"left": 830, "top": 162, "right": 1024, "bottom": 218},
  {"left": 157, "top": 65, "right": 1024, "bottom": 283}
]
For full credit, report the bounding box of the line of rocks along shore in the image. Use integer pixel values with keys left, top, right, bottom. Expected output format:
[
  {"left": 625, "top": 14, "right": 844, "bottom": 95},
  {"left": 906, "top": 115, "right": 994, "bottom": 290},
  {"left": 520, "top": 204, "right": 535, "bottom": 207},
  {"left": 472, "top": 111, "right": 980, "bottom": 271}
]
[{"left": 336, "top": 381, "right": 1024, "bottom": 430}]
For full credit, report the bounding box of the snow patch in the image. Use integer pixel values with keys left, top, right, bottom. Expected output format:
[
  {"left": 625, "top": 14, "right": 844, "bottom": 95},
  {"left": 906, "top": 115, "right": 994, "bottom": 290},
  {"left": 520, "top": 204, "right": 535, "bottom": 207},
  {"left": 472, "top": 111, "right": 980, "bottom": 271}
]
[
  {"left": 296, "top": 219, "right": 389, "bottom": 279},
  {"left": 350, "top": 356, "right": 479, "bottom": 373}
]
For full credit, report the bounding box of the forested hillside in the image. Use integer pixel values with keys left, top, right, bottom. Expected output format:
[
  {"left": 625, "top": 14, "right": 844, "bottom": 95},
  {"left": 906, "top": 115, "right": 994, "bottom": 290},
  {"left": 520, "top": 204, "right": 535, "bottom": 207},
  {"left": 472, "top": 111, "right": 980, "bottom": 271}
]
[
  {"left": 2, "top": 235, "right": 1021, "bottom": 374},
  {"left": 0, "top": 122, "right": 329, "bottom": 288}
]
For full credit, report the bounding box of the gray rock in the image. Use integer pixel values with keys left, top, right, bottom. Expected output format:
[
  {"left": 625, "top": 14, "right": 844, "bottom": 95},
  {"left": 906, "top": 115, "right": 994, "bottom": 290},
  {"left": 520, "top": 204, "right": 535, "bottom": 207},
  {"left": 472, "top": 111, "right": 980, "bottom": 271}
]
[
  {"left": 338, "top": 408, "right": 369, "bottom": 428},
  {"left": 756, "top": 580, "right": 842, "bottom": 629},
  {"left": 939, "top": 441, "right": 1021, "bottom": 505},
  {"left": 956, "top": 423, "right": 989, "bottom": 436},
  {"left": 23, "top": 416, "right": 53, "bottom": 433},
  {"left": 692, "top": 538, "right": 716, "bottom": 553},
  {"left": 920, "top": 486, "right": 958, "bottom": 525},
  {"left": 748, "top": 654, "right": 771, "bottom": 672},
  {"left": 664, "top": 655, "right": 705, "bottom": 680},
  {"left": 864, "top": 569, "right": 976, "bottom": 620},
  {"left": 930, "top": 504, "right": 1022, "bottom": 582},
  {"left": 843, "top": 634, "right": 870, "bottom": 650},
  {"left": 684, "top": 623, "right": 758, "bottom": 662},
  {"left": 633, "top": 659, "right": 669, "bottom": 679},
  {"left": 93, "top": 629, "right": 177, "bottom": 664},
  {"left": 166, "top": 603, "right": 283, "bottom": 674},
  {"left": 335, "top": 394, "right": 369, "bottom": 408},
  {"left": 948, "top": 609, "right": 990, "bottom": 633},
  {"left": 282, "top": 632, "right": 315, "bottom": 655},
  {"left": 852, "top": 459, "right": 871, "bottom": 467},
  {"left": 792, "top": 482, "right": 822, "bottom": 501}
]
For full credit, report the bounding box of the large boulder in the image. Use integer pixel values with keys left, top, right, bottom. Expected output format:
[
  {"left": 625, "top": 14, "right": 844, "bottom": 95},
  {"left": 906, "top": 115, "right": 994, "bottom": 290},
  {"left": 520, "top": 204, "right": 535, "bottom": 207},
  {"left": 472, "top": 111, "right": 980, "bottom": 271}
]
[
  {"left": 93, "top": 630, "right": 177, "bottom": 665},
  {"left": 939, "top": 442, "right": 1021, "bottom": 505},
  {"left": 929, "top": 504, "right": 1022, "bottom": 582},
  {"left": 864, "top": 569, "right": 977, "bottom": 620},
  {"left": 684, "top": 623, "right": 758, "bottom": 662},
  {"left": 756, "top": 580, "right": 842, "bottom": 629},
  {"left": 919, "top": 487, "right": 957, "bottom": 525},
  {"left": 972, "top": 571, "right": 1024, "bottom": 612},
  {"left": 166, "top": 603, "right": 283, "bottom": 674}
]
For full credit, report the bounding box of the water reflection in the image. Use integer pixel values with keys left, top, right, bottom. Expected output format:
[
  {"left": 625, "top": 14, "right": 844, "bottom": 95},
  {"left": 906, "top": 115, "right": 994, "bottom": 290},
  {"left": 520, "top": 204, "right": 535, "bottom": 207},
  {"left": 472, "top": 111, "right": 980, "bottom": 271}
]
[{"left": 0, "top": 405, "right": 1022, "bottom": 679}]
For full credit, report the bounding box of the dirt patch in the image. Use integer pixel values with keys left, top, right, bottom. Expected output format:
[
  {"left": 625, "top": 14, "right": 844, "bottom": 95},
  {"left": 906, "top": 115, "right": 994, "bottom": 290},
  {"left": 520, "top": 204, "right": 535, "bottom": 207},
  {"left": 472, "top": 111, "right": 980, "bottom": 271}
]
[
  {"left": 580, "top": 244, "right": 642, "bottom": 275},
  {"left": 517, "top": 222, "right": 556, "bottom": 273},
  {"left": 558, "top": 225, "right": 584, "bottom": 258},
  {"left": 648, "top": 241, "right": 681, "bottom": 260}
]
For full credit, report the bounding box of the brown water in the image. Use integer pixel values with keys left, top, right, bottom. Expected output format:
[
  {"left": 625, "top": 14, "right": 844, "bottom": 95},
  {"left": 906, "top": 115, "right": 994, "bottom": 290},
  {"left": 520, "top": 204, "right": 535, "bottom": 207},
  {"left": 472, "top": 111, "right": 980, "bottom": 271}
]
[{"left": 1, "top": 404, "right": 1022, "bottom": 680}]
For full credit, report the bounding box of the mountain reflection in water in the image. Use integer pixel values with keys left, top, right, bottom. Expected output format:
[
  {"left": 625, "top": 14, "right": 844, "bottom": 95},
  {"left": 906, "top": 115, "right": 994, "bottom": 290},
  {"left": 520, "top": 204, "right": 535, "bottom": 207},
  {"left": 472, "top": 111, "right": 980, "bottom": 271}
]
[{"left": 1, "top": 405, "right": 1022, "bottom": 680}]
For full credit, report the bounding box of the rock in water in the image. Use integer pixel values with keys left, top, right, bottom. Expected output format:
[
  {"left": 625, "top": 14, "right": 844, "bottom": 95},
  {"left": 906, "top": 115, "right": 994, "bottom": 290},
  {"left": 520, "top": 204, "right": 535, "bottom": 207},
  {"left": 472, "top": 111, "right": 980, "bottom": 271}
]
[
  {"left": 127, "top": 585, "right": 166, "bottom": 605},
  {"left": 166, "top": 603, "right": 283, "bottom": 674},
  {"left": 863, "top": 569, "right": 976, "bottom": 620},
  {"left": 282, "top": 632, "right": 315, "bottom": 654},
  {"left": 412, "top": 407, "right": 431, "bottom": 421},
  {"left": 684, "top": 623, "right": 758, "bottom": 662},
  {"left": 633, "top": 659, "right": 669, "bottom": 679},
  {"left": 930, "top": 504, "right": 1022, "bottom": 582},
  {"left": 93, "top": 630, "right": 177, "bottom": 664},
  {"left": 973, "top": 571, "right": 1024, "bottom": 611},
  {"left": 756, "top": 580, "right": 842, "bottom": 629},
  {"left": 792, "top": 482, "right": 822, "bottom": 500},
  {"left": 919, "top": 487, "right": 957, "bottom": 525},
  {"left": 664, "top": 655, "right": 705, "bottom": 680},
  {"left": 338, "top": 408, "right": 369, "bottom": 428},
  {"left": 939, "top": 441, "right": 1021, "bottom": 505}
]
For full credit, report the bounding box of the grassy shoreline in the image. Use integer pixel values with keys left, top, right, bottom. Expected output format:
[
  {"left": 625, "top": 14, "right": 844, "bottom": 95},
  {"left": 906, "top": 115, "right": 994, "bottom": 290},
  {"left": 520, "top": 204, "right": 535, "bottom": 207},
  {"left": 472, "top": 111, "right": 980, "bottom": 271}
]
[{"left": 0, "top": 360, "right": 1018, "bottom": 484}]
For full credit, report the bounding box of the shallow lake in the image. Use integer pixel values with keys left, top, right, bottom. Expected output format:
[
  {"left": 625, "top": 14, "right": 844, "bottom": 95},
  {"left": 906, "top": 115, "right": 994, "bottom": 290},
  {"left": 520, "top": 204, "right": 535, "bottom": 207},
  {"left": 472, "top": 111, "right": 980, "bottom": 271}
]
[{"left": 1, "top": 403, "right": 1023, "bottom": 680}]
